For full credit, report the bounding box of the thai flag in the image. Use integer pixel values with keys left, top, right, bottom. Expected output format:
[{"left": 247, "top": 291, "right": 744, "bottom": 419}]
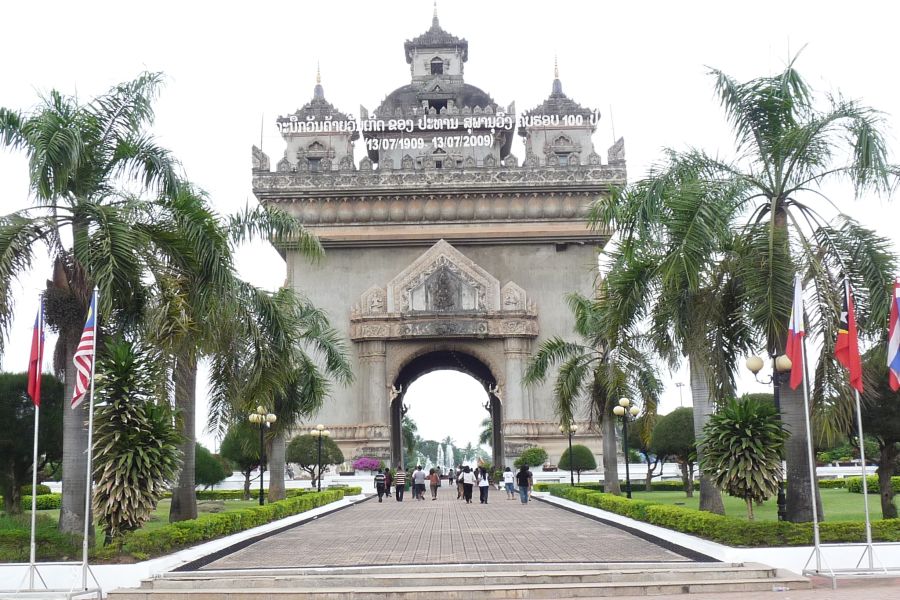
[
  {"left": 71, "top": 293, "right": 97, "bottom": 408},
  {"left": 889, "top": 280, "right": 900, "bottom": 392}
]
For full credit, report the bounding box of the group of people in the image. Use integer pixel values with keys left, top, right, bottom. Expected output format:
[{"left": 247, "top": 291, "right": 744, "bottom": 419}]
[{"left": 373, "top": 464, "right": 534, "bottom": 505}]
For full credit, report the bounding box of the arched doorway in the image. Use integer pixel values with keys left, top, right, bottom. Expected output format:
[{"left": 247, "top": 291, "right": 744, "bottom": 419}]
[{"left": 390, "top": 350, "right": 503, "bottom": 469}]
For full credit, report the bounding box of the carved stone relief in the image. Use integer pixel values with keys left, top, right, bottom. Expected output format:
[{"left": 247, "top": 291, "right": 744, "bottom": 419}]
[{"left": 501, "top": 281, "right": 527, "bottom": 311}]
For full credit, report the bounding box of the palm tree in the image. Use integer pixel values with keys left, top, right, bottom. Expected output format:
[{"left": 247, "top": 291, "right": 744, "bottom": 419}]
[
  {"left": 478, "top": 418, "right": 492, "bottom": 446},
  {"left": 0, "top": 73, "right": 185, "bottom": 536},
  {"left": 594, "top": 58, "right": 897, "bottom": 521},
  {"left": 525, "top": 292, "right": 663, "bottom": 495},
  {"left": 591, "top": 163, "right": 754, "bottom": 514}
]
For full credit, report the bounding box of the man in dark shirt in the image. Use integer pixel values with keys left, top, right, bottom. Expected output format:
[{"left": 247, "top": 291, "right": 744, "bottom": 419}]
[{"left": 515, "top": 465, "right": 533, "bottom": 504}]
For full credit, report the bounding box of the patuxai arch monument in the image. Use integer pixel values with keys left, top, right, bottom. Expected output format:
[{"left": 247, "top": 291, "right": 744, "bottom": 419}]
[{"left": 250, "top": 12, "right": 625, "bottom": 469}]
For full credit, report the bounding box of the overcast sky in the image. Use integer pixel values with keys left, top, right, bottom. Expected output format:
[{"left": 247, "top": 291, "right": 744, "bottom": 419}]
[{"left": 2, "top": 0, "right": 899, "bottom": 452}]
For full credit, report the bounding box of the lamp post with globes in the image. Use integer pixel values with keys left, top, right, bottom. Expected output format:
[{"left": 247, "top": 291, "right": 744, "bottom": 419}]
[
  {"left": 559, "top": 423, "right": 578, "bottom": 486},
  {"left": 745, "top": 353, "right": 792, "bottom": 521},
  {"left": 613, "top": 398, "right": 640, "bottom": 499},
  {"left": 248, "top": 406, "right": 276, "bottom": 506},
  {"left": 309, "top": 424, "right": 330, "bottom": 492}
]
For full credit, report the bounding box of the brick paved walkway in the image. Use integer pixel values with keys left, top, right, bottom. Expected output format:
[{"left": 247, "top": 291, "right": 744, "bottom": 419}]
[{"left": 201, "top": 487, "right": 692, "bottom": 569}]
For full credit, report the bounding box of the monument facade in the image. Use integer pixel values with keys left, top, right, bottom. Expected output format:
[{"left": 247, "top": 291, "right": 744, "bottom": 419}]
[{"left": 251, "top": 11, "right": 625, "bottom": 468}]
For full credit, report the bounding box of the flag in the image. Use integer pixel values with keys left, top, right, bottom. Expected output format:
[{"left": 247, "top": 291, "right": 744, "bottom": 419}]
[
  {"left": 785, "top": 275, "right": 805, "bottom": 390},
  {"left": 71, "top": 293, "right": 97, "bottom": 408},
  {"left": 889, "top": 279, "right": 900, "bottom": 392},
  {"left": 27, "top": 303, "right": 44, "bottom": 407},
  {"left": 835, "top": 280, "right": 864, "bottom": 393}
]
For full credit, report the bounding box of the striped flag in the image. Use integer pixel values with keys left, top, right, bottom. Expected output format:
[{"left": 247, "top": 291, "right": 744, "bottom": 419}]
[
  {"left": 785, "top": 275, "right": 805, "bottom": 390},
  {"left": 889, "top": 280, "right": 900, "bottom": 392},
  {"left": 71, "top": 293, "right": 97, "bottom": 408},
  {"left": 27, "top": 303, "right": 45, "bottom": 407}
]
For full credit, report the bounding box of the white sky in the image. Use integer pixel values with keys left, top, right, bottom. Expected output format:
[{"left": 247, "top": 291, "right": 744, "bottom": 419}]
[{"left": 1, "top": 0, "right": 899, "bottom": 451}]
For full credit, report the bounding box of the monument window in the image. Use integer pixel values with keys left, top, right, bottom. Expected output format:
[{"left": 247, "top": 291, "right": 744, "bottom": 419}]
[
  {"left": 427, "top": 99, "right": 448, "bottom": 113},
  {"left": 555, "top": 153, "right": 570, "bottom": 166},
  {"left": 308, "top": 157, "right": 322, "bottom": 171},
  {"left": 431, "top": 57, "right": 444, "bottom": 75}
]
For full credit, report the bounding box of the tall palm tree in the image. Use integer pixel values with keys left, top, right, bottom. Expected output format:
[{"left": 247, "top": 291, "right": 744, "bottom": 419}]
[
  {"left": 591, "top": 162, "right": 755, "bottom": 514},
  {"left": 478, "top": 418, "right": 492, "bottom": 446},
  {"left": 594, "top": 58, "right": 897, "bottom": 521},
  {"left": 0, "top": 73, "right": 186, "bottom": 535},
  {"left": 525, "top": 292, "right": 663, "bottom": 495}
]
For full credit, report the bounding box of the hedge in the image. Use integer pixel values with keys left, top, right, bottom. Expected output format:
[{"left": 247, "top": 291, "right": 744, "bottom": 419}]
[
  {"left": 846, "top": 476, "right": 900, "bottom": 494},
  {"left": 160, "top": 486, "right": 362, "bottom": 501},
  {"left": 112, "top": 489, "right": 345, "bottom": 560},
  {"left": 0, "top": 493, "right": 62, "bottom": 510},
  {"left": 534, "top": 481, "right": 698, "bottom": 493},
  {"left": 543, "top": 484, "right": 900, "bottom": 547},
  {"left": 21, "top": 484, "right": 52, "bottom": 496},
  {"left": 817, "top": 479, "right": 848, "bottom": 489}
]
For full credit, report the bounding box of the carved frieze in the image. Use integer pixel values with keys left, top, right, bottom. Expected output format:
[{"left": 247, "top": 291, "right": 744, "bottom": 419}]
[{"left": 350, "top": 315, "right": 538, "bottom": 340}]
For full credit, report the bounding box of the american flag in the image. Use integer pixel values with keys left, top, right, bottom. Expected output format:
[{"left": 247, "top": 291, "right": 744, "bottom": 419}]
[{"left": 71, "top": 293, "right": 97, "bottom": 408}]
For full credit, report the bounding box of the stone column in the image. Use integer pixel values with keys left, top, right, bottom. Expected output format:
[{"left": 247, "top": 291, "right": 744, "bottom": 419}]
[
  {"left": 503, "top": 337, "right": 531, "bottom": 421},
  {"left": 358, "top": 340, "right": 387, "bottom": 425}
]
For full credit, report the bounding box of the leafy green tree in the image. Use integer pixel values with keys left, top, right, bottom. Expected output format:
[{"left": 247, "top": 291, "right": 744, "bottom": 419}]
[
  {"left": 478, "top": 418, "right": 492, "bottom": 446},
  {"left": 597, "top": 60, "right": 898, "bottom": 522},
  {"left": 700, "top": 397, "right": 787, "bottom": 520},
  {"left": 92, "top": 338, "right": 180, "bottom": 544},
  {"left": 194, "top": 444, "right": 230, "bottom": 490},
  {"left": 525, "top": 292, "right": 662, "bottom": 495},
  {"left": 625, "top": 415, "right": 664, "bottom": 491},
  {"left": 559, "top": 444, "right": 596, "bottom": 483},
  {"left": 0, "top": 73, "right": 202, "bottom": 536},
  {"left": 219, "top": 422, "right": 261, "bottom": 500},
  {"left": 0, "top": 373, "right": 63, "bottom": 514},
  {"left": 285, "top": 434, "right": 344, "bottom": 487},
  {"left": 514, "top": 447, "right": 548, "bottom": 469},
  {"left": 652, "top": 408, "right": 696, "bottom": 497},
  {"left": 401, "top": 415, "right": 417, "bottom": 460},
  {"left": 861, "top": 350, "right": 900, "bottom": 518}
]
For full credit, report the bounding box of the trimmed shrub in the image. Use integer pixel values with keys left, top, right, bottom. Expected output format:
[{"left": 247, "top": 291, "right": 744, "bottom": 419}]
[
  {"left": 847, "top": 476, "right": 900, "bottom": 494},
  {"left": 534, "top": 480, "right": 698, "bottom": 493},
  {"left": 21, "top": 484, "right": 52, "bottom": 496},
  {"left": 23, "top": 494, "right": 62, "bottom": 510},
  {"left": 818, "top": 479, "right": 848, "bottom": 489},
  {"left": 514, "top": 447, "right": 548, "bottom": 468},
  {"left": 120, "top": 489, "right": 343, "bottom": 558},
  {"left": 543, "top": 484, "right": 900, "bottom": 547}
]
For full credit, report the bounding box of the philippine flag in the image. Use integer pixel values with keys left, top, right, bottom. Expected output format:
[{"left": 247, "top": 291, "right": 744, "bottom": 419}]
[{"left": 889, "top": 279, "right": 900, "bottom": 392}]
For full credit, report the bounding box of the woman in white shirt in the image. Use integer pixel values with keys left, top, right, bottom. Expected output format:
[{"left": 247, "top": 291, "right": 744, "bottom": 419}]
[
  {"left": 502, "top": 467, "right": 515, "bottom": 500},
  {"left": 461, "top": 466, "right": 476, "bottom": 503},
  {"left": 477, "top": 466, "right": 491, "bottom": 504}
]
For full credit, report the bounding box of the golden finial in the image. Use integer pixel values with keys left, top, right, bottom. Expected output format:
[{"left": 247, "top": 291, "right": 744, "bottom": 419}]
[
  {"left": 433, "top": 1, "right": 439, "bottom": 26},
  {"left": 554, "top": 55, "right": 559, "bottom": 79},
  {"left": 316, "top": 61, "right": 321, "bottom": 85}
]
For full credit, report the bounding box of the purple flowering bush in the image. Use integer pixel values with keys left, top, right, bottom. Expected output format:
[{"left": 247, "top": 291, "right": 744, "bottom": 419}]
[{"left": 352, "top": 457, "right": 382, "bottom": 471}]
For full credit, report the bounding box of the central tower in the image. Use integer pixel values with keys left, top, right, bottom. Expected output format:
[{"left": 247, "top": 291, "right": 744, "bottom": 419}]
[{"left": 252, "top": 11, "right": 625, "bottom": 469}]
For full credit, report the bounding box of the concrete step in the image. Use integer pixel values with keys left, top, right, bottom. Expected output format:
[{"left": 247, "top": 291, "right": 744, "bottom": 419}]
[{"left": 109, "top": 563, "right": 811, "bottom": 599}]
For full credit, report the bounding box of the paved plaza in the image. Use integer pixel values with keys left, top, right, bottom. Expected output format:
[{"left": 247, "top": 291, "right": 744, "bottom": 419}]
[{"left": 200, "top": 488, "right": 693, "bottom": 569}]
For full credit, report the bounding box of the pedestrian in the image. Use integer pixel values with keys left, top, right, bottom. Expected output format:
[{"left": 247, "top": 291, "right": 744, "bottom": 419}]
[
  {"left": 456, "top": 465, "right": 464, "bottom": 500},
  {"left": 477, "top": 466, "right": 490, "bottom": 504},
  {"left": 374, "top": 467, "right": 386, "bottom": 502},
  {"left": 394, "top": 465, "right": 406, "bottom": 501},
  {"left": 503, "top": 466, "right": 515, "bottom": 499},
  {"left": 384, "top": 467, "right": 393, "bottom": 498},
  {"left": 413, "top": 465, "right": 427, "bottom": 500},
  {"left": 516, "top": 464, "right": 532, "bottom": 504},
  {"left": 448, "top": 467, "right": 456, "bottom": 487},
  {"left": 429, "top": 468, "right": 440, "bottom": 500},
  {"left": 461, "top": 465, "right": 476, "bottom": 504}
]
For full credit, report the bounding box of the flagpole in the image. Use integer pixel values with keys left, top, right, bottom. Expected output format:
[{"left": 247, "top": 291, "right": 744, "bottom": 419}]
[
  {"left": 28, "top": 402, "right": 40, "bottom": 588},
  {"left": 852, "top": 388, "right": 875, "bottom": 568},
  {"left": 81, "top": 288, "right": 98, "bottom": 590},
  {"left": 798, "top": 278, "right": 822, "bottom": 572}
]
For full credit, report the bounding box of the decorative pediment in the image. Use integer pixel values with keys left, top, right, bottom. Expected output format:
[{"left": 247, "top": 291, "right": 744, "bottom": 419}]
[
  {"left": 501, "top": 281, "right": 527, "bottom": 311},
  {"left": 387, "top": 240, "right": 500, "bottom": 313},
  {"left": 355, "top": 285, "right": 387, "bottom": 316}
]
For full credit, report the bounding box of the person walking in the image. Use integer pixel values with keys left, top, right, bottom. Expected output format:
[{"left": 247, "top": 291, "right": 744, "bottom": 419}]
[
  {"left": 461, "top": 466, "right": 476, "bottom": 504},
  {"left": 394, "top": 465, "right": 406, "bottom": 501},
  {"left": 413, "top": 465, "right": 427, "bottom": 501},
  {"left": 384, "top": 467, "right": 393, "bottom": 499},
  {"left": 477, "top": 466, "right": 491, "bottom": 504},
  {"left": 429, "top": 468, "right": 440, "bottom": 500},
  {"left": 516, "top": 464, "right": 533, "bottom": 505},
  {"left": 502, "top": 466, "right": 515, "bottom": 500},
  {"left": 456, "top": 465, "right": 465, "bottom": 500},
  {"left": 374, "top": 468, "right": 386, "bottom": 502}
]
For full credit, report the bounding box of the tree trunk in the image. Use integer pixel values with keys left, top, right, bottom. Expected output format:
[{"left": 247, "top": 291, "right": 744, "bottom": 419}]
[
  {"left": 169, "top": 354, "right": 197, "bottom": 522},
  {"left": 2, "top": 456, "right": 22, "bottom": 514},
  {"left": 268, "top": 431, "right": 286, "bottom": 501},
  {"left": 242, "top": 470, "right": 251, "bottom": 500},
  {"left": 746, "top": 497, "right": 754, "bottom": 520},
  {"left": 689, "top": 360, "right": 725, "bottom": 514},
  {"left": 59, "top": 330, "right": 91, "bottom": 537},
  {"left": 780, "top": 384, "right": 824, "bottom": 522},
  {"left": 645, "top": 459, "right": 654, "bottom": 491},
  {"left": 601, "top": 416, "right": 621, "bottom": 495},
  {"left": 878, "top": 443, "right": 898, "bottom": 519},
  {"left": 680, "top": 462, "right": 694, "bottom": 498}
]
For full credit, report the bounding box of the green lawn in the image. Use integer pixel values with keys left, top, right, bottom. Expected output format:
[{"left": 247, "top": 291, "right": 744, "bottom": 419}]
[
  {"left": 629, "top": 488, "right": 884, "bottom": 521},
  {"left": 18, "top": 498, "right": 261, "bottom": 547}
]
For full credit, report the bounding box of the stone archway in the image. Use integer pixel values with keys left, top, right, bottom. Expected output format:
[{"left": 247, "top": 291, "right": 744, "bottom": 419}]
[{"left": 389, "top": 349, "right": 503, "bottom": 469}]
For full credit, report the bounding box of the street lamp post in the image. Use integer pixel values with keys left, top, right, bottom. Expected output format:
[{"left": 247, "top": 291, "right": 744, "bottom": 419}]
[
  {"left": 675, "top": 382, "right": 685, "bottom": 407},
  {"left": 746, "top": 353, "right": 792, "bottom": 521},
  {"left": 248, "top": 406, "right": 276, "bottom": 506},
  {"left": 613, "top": 398, "right": 640, "bottom": 499},
  {"left": 559, "top": 423, "right": 578, "bottom": 486},
  {"left": 309, "top": 424, "right": 330, "bottom": 492}
]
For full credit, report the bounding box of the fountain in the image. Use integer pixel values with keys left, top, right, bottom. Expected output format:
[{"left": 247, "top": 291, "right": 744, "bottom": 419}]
[{"left": 436, "top": 445, "right": 445, "bottom": 475}]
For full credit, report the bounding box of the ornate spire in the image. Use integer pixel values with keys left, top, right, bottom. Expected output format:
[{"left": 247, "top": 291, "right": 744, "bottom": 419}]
[
  {"left": 316, "top": 61, "right": 321, "bottom": 84},
  {"left": 433, "top": 1, "right": 439, "bottom": 27},
  {"left": 314, "top": 62, "right": 324, "bottom": 100},
  {"left": 552, "top": 56, "right": 563, "bottom": 96},
  {"left": 554, "top": 54, "right": 559, "bottom": 79}
]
